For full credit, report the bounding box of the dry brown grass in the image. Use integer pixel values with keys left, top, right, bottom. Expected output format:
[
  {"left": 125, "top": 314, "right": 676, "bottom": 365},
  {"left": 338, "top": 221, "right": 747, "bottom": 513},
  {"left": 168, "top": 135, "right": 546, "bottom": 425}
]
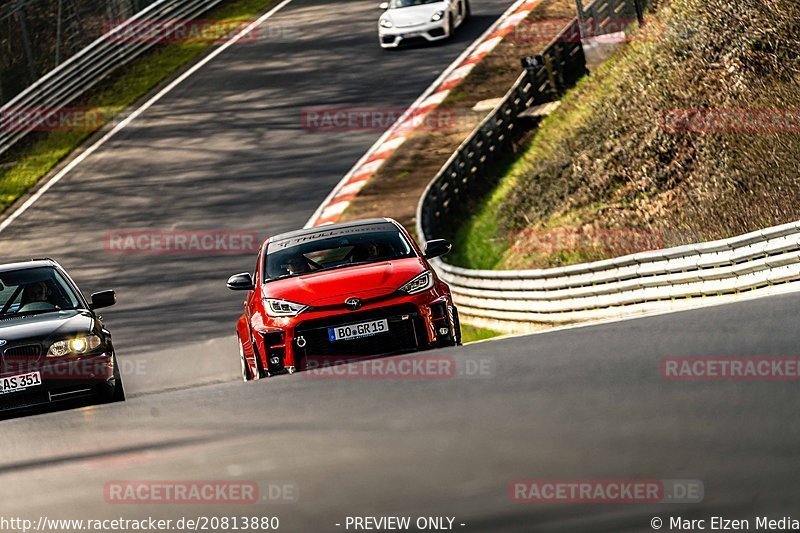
[{"left": 487, "top": 0, "right": 800, "bottom": 268}]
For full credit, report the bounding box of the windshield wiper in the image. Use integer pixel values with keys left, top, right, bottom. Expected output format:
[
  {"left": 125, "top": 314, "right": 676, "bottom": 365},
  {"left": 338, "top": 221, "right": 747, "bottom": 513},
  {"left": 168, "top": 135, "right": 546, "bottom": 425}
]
[
  {"left": 265, "top": 273, "right": 301, "bottom": 282},
  {"left": 0, "top": 310, "right": 54, "bottom": 319},
  {"left": 312, "top": 260, "right": 385, "bottom": 274},
  {"left": 0, "top": 307, "right": 80, "bottom": 319},
  {"left": 266, "top": 260, "right": 389, "bottom": 282}
]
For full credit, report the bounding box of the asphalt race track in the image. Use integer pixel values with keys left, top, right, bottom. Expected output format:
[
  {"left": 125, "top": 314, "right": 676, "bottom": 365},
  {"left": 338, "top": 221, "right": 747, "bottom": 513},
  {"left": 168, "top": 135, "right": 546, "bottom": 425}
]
[
  {"left": 3, "top": 291, "right": 800, "bottom": 530},
  {"left": 2, "top": 0, "right": 800, "bottom": 531},
  {"left": 0, "top": 0, "right": 518, "bottom": 356}
]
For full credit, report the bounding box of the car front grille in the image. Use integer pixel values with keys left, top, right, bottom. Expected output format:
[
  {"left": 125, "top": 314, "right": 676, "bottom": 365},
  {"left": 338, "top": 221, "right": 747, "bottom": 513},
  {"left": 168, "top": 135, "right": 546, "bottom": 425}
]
[
  {"left": 295, "top": 305, "right": 424, "bottom": 358},
  {"left": 3, "top": 345, "right": 43, "bottom": 358}
]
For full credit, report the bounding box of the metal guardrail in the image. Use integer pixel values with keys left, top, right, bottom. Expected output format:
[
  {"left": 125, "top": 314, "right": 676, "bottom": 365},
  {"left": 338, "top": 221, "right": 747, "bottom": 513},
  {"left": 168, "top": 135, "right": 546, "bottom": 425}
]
[
  {"left": 429, "top": 221, "right": 800, "bottom": 330},
  {"left": 0, "top": 0, "right": 226, "bottom": 157},
  {"left": 414, "top": 0, "right": 800, "bottom": 331}
]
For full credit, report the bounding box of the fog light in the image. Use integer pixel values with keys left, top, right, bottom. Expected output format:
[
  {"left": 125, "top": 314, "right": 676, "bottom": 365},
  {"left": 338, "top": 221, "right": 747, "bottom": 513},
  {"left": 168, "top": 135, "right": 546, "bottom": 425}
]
[{"left": 438, "top": 327, "right": 450, "bottom": 336}]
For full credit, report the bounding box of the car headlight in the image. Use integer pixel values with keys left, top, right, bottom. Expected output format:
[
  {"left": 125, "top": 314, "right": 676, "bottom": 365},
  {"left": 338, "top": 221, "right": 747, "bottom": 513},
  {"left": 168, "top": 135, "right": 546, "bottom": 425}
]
[
  {"left": 264, "top": 298, "right": 308, "bottom": 317},
  {"left": 399, "top": 271, "right": 434, "bottom": 294},
  {"left": 380, "top": 18, "right": 393, "bottom": 28},
  {"left": 47, "top": 335, "right": 103, "bottom": 357},
  {"left": 431, "top": 10, "right": 445, "bottom": 21}
]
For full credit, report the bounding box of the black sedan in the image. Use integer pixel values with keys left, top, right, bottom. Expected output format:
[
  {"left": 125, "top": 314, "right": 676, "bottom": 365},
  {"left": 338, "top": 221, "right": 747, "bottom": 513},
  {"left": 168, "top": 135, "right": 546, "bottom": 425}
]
[{"left": 0, "top": 259, "right": 124, "bottom": 414}]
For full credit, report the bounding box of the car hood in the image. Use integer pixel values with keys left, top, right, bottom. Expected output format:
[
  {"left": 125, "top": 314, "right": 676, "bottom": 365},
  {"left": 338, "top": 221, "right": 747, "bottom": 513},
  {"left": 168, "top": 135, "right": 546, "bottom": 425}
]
[
  {"left": 0, "top": 310, "right": 95, "bottom": 345},
  {"left": 263, "top": 257, "right": 428, "bottom": 306},
  {"left": 383, "top": 3, "right": 446, "bottom": 27}
]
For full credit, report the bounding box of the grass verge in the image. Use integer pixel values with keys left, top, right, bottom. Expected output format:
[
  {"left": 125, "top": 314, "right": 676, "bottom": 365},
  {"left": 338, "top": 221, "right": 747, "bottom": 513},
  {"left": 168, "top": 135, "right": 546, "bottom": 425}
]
[
  {"left": 0, "top": 0, "right": 276, "bottom": 213},
  {"left": 460, "top": 323, "right": 502, "bottom": 344}
]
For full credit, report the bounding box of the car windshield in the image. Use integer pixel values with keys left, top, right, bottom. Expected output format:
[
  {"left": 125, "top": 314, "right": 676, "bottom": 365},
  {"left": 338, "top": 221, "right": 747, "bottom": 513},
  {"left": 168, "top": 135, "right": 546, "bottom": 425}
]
[
  {"left": 265, "top": 229, "right": 416, "bottom": 281},
  {"left": 389, "top": 0, "right": 442, "bottom": 8},
  {"left": 0, "top": 267, "right": 84, "bottom": 318}
]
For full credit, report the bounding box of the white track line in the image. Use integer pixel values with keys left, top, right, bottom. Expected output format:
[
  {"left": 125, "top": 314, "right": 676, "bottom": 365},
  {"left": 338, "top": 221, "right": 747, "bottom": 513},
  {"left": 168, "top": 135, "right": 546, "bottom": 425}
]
[{"left": 0, "top": 0, "right": 296, "bottom": 235}]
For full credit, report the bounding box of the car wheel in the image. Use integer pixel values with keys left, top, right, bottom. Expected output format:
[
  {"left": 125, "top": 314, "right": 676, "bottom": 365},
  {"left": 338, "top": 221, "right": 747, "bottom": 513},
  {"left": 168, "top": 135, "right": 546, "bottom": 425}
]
[
  {"left": 453, "top": 306, "right": 463, "bottom": 346},
  {"left": 238, "top": 336, "right": 252, "bottom": 381},
  {"left": 448, "top": 13, "right": 455, "bottom": 38},
  {"left": 112, "top": 357, "right": 126, "bottom": 402},
  {"left": 464, "top": 0, "right": 471, "bottom": 21},
  {"left": 98, "top": 354, "right": 126, "bottom": 403}
]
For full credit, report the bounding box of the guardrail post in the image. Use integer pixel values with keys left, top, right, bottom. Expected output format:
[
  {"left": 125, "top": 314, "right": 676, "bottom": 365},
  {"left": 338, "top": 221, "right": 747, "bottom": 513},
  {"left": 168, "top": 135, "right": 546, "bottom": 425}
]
[
  {"left": 574, "top": 0, "right": 586, "bottom": 40},
  {"left": 15, "top": 0, "right": 37, "bottom": 82},
  {"left": 634, "top": 0, "right": 645, "bottom": 26}
]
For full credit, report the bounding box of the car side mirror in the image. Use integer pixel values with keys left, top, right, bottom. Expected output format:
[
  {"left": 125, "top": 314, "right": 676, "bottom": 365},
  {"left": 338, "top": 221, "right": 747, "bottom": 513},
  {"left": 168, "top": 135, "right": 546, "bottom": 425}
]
[
  {"left": 90, "top": 290, "right": 116, "bottom": 310},
  {"left": 379, "top": 2, "right": 389, "bottom": 9},
  {"left": 227, "top": 273, "right": 255, "bottom": 291},
  {"left": 424, "top": 239, "right": 452, "bottom": 259}
]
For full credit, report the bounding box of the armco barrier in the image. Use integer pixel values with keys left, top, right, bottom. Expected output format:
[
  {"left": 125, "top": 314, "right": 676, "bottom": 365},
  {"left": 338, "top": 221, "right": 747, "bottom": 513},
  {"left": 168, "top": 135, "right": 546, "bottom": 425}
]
[
  {"left": 427, "top": 222, "right": 800, "bottom": 332},
  {"left": 0, "top": 0, "right": 226, "bottom": 157}
]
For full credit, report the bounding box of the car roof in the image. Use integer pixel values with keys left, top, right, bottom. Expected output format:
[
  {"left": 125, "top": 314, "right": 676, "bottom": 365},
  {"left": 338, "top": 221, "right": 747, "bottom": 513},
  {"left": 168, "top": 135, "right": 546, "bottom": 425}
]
[
  {"left": 0, "top": 258, "right": 59, "bottom": 274},
  {"left": 269, "top": 218, "right": 399, "bottom": 246}
]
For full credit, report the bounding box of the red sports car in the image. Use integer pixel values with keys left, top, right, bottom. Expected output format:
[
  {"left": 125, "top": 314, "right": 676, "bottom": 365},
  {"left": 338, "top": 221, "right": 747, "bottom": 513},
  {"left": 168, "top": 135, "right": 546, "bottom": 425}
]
[{"left": 227, "top": 218, "right": 461, "bottom": 379}]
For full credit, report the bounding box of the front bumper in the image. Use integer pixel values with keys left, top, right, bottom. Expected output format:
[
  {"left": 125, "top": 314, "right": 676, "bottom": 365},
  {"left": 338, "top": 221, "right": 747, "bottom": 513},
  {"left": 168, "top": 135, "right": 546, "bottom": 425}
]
[
  {"left": 379, "top": 20, "right": 448, "bottom": 48},
  {"left": 0, "top": 354, "right": 115, "bottom": 413},
  {"left": 255, "top": 290, "right": 458, "bottom": 373}
]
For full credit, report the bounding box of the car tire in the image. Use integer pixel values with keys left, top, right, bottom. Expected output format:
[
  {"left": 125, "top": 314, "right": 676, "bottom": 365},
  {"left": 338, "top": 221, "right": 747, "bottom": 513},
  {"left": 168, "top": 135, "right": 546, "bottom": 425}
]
[
  {"left": 239, "top": 336, "right": 253, "bottom": 381},
  {"left": 98, "top": 354, "right": 126, "bottom": 403},
  {"left": 253, "top": 344, "right": 269, "bottom": 379},
  {"left": 464, "top": 0, "right": 471, "bottom": 21},
  {"left": 448, "top": 13, "right": 455, "bottom": 38},
  {"left": 112, "top": 359, "right": 126, "bottom": 402},
  {"left": 453, "top": 306, "right": 463, "bottom": 346}
]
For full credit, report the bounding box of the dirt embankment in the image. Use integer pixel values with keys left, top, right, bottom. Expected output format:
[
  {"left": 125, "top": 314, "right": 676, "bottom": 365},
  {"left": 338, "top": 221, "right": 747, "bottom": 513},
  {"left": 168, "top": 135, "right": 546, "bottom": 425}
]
[{"left": 479, "top": 0, "right": 800, "bottom": 269}]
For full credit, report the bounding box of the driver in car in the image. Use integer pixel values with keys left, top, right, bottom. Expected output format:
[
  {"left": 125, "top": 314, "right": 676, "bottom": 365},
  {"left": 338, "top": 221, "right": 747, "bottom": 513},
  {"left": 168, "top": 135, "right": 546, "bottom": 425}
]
[
  {"left": 283, "top": 256, "right": 311, "bottom": 276},
  {"left": 351, "top": 242, "right": 383, "bottom": 263},
  {"left": 18, "top": 281, "right": 56, "bottom": 312}
]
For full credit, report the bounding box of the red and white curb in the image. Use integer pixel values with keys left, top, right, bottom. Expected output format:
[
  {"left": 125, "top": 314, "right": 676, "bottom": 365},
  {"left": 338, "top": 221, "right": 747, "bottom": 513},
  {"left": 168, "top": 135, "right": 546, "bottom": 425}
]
[{"left": 305, "top": 0, "right": 543, "bottom": 228}]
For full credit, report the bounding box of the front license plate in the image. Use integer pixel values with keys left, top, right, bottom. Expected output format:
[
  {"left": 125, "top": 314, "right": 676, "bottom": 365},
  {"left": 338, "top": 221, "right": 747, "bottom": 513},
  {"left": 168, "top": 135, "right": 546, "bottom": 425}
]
[
  {"left": 402, "top": 31, "right": 422, "bottom": 38},
  {"left": 0, "top": 371, "right": 42, "bottom": 395},
  {"left": 329, "top": 319, "right": 389, "bottom": 342}
]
